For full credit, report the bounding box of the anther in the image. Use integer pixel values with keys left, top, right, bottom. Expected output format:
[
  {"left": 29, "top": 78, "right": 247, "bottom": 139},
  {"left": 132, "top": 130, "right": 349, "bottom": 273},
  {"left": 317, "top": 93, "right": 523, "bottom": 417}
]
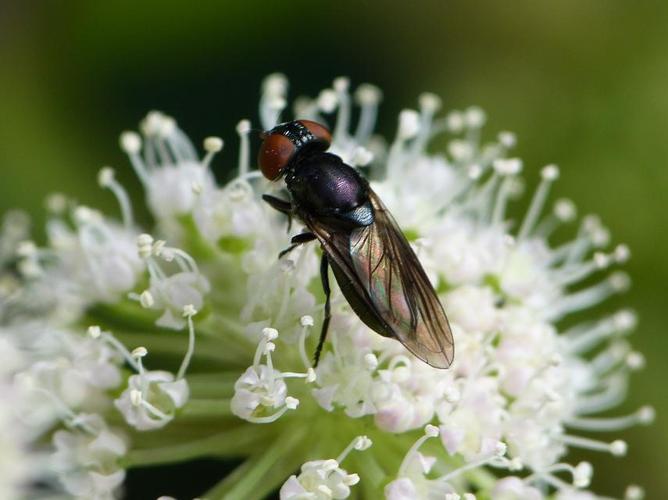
[
  {"left": 398, "top": 110, "right": 420, "bottom": 139},
  {"left": 355, "top": 83, "right": 382, "bottom": 105},
  {"left": 97, "top": 167, "right": 116, "bottom": 187},
  {"left": 465, "top": 106, "right": 486, "bottom": 128},
  {"left": 204, "top": 136, "right": 224, "bottom": 153},
  {"left": 285, "top": 397, "right": 299, "bottom": 410},
  {"left": 317, "top": 89, "right": 338, "bottom": 113},
  {"left": 262, "top": 327, "right": 279, "bottom": 341},
  {"left": 498, "top": 131, "right": 516, "bottom": 148},
  {"left": 87, "top": 325, "right": 102, "bottom": 339},
  {"left": 425, "top": 424, "right": 440, "bottom": 437},
  {"left": 182, "top": 304, "right": 198, "bottom": 317},
  {"left": 132, "top": 346, "right": 148, "bottom": 359},
  {"left": 493, "top": 158, "right": 523, "bottom": 176},
  {"left": 333, "top": 76, "right": 350, "bottom": 92},
  {"left": 364, "top": 353, "right": 379, "bottom": 370},
  {"left": 554, "top": 198, "right": 577, "bottom": 221},
  {"left": 120, "top": 131, "right": 142, "bottom": 154},
  {"left": 139, "top": 290, "right": 155, "bottom": 308},
  {"left": 418, "top": 92, "right": 442, "bottom": 113},
  {"left": 354, "top": 436, "right": 373, "bottom": 451},
  {"left": 130, "top": 389, "right": 143, "bottom": 407}
]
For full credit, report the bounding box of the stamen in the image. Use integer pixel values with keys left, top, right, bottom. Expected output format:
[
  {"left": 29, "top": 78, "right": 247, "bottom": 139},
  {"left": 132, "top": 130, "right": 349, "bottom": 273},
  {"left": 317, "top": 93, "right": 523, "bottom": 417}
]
[
  {"left": 317, "top": 89, "right": 338, "bottom": 114},
  {"left": 398, "top": 425, "right": 439, "bottom": 477},
  {"left": 440, "top": 442, "right": 507, "bottom": 482},
  {"left": 98, "top": 167, "right": 134, "bottom": 229},
  {"left": 354, "top": 83, "right": 382, "bottom": 143},
  {"left": 535, "top": 198, "right": 577, "bottom": 237},
  {"left": 625, "top": 485, "right": 645, "bottom": 500},
  {"left": 559, "top": 434, "right": 627, "bottom": 456},
  {"left": 491, "top": 159, "right": 523, "bottom": 225},
  {"left": 387, "top": 109, "right": 420, "bottom": 179},
  {"left": 260, "top": 73, "right": 288, "bottom": 130},
  {"left": 591, "top": 341, "right": 631, "bottom": 375},
  {"left": 120, "top": 131, "right": 149, "bottom": 186},
  {"left": 45, "top": 192, "right": 68, "bottom": 215},
  {"left": 88, "top": 325, "right": 140, "bottom": 371},
  {"left": 336, "top": 435, "right": 373, "bottom": 464},
  {"left": 236, "top": 119, "right": 251, "bottom": 177},
  {"left": 518, "top": 165, "right": 559, "bottom": 240},
  {"left": 246, "top": 396, "right": 299, "bottom": 424},
  {"left": 332, "top": 77, "right": 351, "bottom": 142},
  {"left": 550, "top": 272, "right": 630, "bottom": 318},
  {"left": 576, "top": 373, "right": 628, "bottom": 415},
  {"left": 567, "top": 406, "right": 655, "bottom": 431},
  {"left": 202, "top": 136, "right": 224, "bottom": 168},
  {"left": 298, "top": 315, "right": 314, "bottom": 370},
  {"left": 410, "top": 92, "right": 441, "bottom": 155},
  {"left": 564, "top": 310, "right": 636, "bottom": 354},
  {"left": 176, "top": 305, "right": 198, "bottom": 380}
]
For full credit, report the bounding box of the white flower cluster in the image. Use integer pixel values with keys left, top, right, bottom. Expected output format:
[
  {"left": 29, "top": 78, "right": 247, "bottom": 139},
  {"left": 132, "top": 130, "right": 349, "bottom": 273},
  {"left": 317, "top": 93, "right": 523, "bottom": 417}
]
[{"left": 0, "top": 74, "right": 651, "bottom": 499}]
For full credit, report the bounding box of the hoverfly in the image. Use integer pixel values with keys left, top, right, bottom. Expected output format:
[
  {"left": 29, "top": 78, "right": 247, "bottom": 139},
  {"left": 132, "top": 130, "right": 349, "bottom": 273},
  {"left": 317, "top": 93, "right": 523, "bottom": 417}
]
[{"left": 259, "top": 120, "right": 454, "bottom": 369}]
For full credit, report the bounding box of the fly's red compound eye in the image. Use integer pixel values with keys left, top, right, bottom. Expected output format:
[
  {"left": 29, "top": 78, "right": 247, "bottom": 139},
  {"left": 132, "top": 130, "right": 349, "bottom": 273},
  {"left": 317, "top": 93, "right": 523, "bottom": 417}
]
[
  {"left": 297, "top": 120, "right": 332, "bottom": 148},
  {"left": 258, "top": 133, "right": 295, "bottom": 180},
  {"left": 258, "top": 120, "right": 332, "bottom": 180}
]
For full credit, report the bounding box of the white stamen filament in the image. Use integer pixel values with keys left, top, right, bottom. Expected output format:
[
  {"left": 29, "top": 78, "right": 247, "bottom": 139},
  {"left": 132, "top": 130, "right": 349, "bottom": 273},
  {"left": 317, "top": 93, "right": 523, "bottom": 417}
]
[
  {"left": 576, "top": 374, "right": 628, "bottom": 415},
  {"left": 202, "top": 136, "right": 224, "bottom": 168},
  {"left": 336, "top": 435, "right": 372, "bottom": 464},
  {"left": 398, "top": 425, "right": 439, "bottom": 477},
  {"left": 98, "top": 167, "right": 134, "bottom": 228},
  {"left": 298, "top": 316, "right": 314, "bottom": 370},
  {"left": 559, "top": 434, "right": 627, "bottom": 456},
  {"left": 354, "top": 84, "right": 381, "bottom": 143},
  {"left": 120, "top": 131, "right": 149, "bottom": 186},
  {"left": 237, "top": 119, "right": 251, "bottom": 177},
  {"left": 439, "top": 443, "right": 507, "bottom": 483},
  {"left": 518, "top": 165, "right": 559, "bottom": 240},
  {"left": 176, "top": 306, "right": 198, "bottom": 380},
  {"left": 567, "top": 406, "right": 655, "bottom": 431},
  {"left": 333, "top": 77, "right": 351, "bottom": 142}
]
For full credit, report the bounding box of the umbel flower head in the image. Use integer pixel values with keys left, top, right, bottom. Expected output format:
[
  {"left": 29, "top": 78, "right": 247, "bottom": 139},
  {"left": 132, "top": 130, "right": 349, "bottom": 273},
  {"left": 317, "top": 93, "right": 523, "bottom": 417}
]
[{"left": 0, "top": 73, "right": 653, "bottom": 499}]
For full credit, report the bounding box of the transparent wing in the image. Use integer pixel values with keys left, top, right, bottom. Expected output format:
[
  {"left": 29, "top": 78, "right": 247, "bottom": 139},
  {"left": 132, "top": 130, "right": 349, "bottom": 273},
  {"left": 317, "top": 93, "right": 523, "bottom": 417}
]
[{"left": 306, "top": 189, "right": 454, "bottom": 369}]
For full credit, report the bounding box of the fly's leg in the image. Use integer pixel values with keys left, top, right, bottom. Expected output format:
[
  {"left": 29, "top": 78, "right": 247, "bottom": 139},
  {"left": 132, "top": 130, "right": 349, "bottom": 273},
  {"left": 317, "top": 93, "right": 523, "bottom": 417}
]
[
  {"left": 278, "top": 232, "right": 316, "bottom": 259},
  {"left": 314, "top": 253, "right": 331, "bottom": 367},
  {"left": 262, "top": 194, "right": 294, "bottom": 232}
]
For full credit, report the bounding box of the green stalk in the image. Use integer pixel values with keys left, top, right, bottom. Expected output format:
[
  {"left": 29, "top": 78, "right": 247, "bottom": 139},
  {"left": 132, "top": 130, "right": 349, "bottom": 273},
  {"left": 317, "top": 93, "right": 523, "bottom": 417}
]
[
  {"left": 180, "top": 398, "right": 233, "bottom": 419},
  {"left": 122, "top": 424, "right": 274, "bottom": 467},
  {"left": 203, "top": 424, "right": 309, "bottom": 500}
]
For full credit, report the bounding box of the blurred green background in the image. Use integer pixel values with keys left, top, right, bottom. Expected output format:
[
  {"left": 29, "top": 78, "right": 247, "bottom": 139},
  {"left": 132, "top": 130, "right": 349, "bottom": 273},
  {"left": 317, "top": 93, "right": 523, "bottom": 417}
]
[{"left": 1, "top": 1, "right": 666, "bottom": 498}]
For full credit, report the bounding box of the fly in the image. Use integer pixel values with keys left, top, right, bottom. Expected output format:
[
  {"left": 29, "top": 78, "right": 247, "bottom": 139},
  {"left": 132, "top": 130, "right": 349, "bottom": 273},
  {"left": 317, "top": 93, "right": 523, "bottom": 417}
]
[{"left": 258, "top": 120, "right": 454, "bottom": 369}]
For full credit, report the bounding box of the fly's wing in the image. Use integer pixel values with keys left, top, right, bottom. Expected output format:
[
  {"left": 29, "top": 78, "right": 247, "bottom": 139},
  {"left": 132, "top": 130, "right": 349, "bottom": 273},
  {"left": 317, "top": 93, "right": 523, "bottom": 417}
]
[{"left": 306, "top": 189, "right": 454, "bottom": 369}]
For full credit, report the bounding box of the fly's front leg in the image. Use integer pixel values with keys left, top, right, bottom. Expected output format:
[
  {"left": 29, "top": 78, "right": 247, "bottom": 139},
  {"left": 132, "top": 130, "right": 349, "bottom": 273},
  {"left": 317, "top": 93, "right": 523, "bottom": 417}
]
[
  {"left": 262, "top": 194, "right": 294, "bottom": 232},
  {"left": 278, "top": 232, "right": 316, "bottom": 259},
  {"left": 314, "top": 253, "right": 331, "bottom": 367}
]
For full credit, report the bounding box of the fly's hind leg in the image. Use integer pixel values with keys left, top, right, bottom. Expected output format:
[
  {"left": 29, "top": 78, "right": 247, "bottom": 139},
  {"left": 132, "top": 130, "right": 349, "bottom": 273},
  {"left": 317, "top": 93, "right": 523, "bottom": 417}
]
[{"left": 314, "top": 253, "right": 331, "bottom": 367}]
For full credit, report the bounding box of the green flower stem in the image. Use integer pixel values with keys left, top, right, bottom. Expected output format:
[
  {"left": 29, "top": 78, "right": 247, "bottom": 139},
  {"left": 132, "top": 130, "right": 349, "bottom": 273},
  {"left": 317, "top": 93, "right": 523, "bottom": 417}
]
[
  {"left": 353, "top": 448, "right": 388, "bottom": 498},
  {"left": 84, "top": 301, "right": 160, "bottom": 332},
  {"left": 179, "top": 398, "right": 233, "bottom": 418},
  {"left": 122, "top": 424, "right": 275, "bottom": 467},
  {"left": 178, "top": 213, "right": 219, "bottom": 260},
  {"left": 187, "top": 372, "right": 238, "bottom": 398},
  {"left": 466, "top": 466, "right": 498, "bottom": 492},
  {"left": 111, "top": 331, "right": 248, "bottom": 367},
  {"left": 203, "top": 424, "right": 309, "bottom": 500}
]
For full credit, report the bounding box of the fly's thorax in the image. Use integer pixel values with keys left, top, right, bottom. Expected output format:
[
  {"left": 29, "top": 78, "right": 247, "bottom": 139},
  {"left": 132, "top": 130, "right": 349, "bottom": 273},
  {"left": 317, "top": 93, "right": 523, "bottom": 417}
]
[{"left": 286, "top": 152, "right": 371, "bottom": 219}]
